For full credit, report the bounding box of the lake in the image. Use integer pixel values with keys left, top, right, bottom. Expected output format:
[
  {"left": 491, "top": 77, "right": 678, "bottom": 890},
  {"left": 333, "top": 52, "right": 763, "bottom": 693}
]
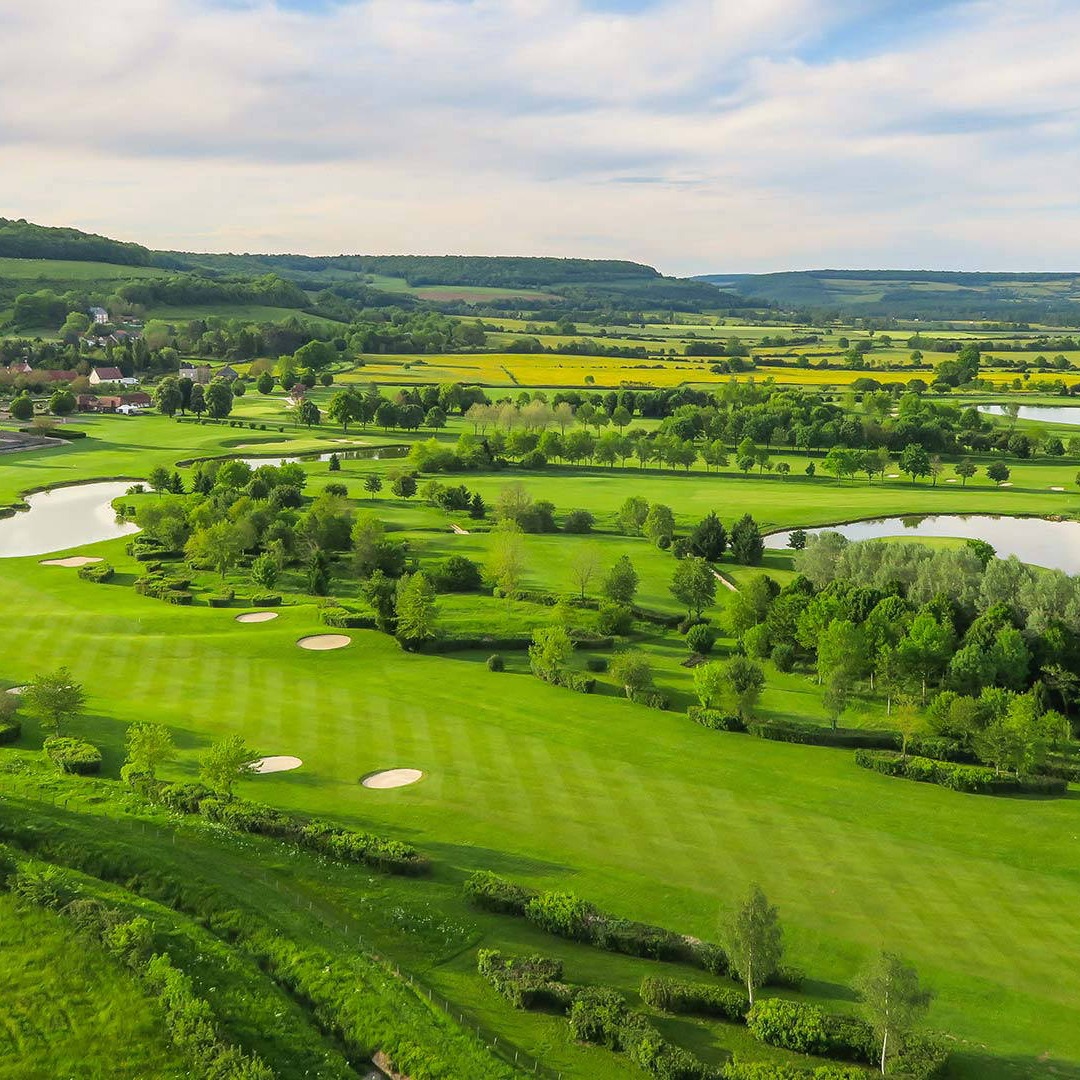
[
  {"left": 0, "top": 481, "right": 140, "bottom": 558},
  {"left": 767, "top": 514, "right": 1080, "bottom": 573},
  {"left": 978, "top": 404, "right": 1080, "bottom": 427},
  {"left": 236, "top": 445, "right": 410, "bottom": 468}
]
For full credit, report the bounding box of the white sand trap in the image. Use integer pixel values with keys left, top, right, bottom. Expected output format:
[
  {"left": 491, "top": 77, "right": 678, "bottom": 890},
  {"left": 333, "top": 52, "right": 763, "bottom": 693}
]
[
  {"left": 450, "top": 523, "right": 470, "bottom": 535},
  {"left": 5, "top": 686, "right": 25, "bottom": 696},
  {"left": 297, "top": 634, "right": 351, "bottom": 651},
  {"left": 362, "top": 768, "right": 423, "bottom": 789},
  {"left": 236, "top": 611, "right": 279, "bottom": 623},
  {"left": 250, "top": 755, "right": 302, "bottom": 774},
  {"left": 1050, "top": 486, "right": 1065, "bottom": 492},
  {"left": 999, "top": 482, "right": 1013, "bottom": 487},
  {"left": 40, "top": 556, "right": 104, "bottom": 567},
  {"left": 945, "top": 478, "right": 957, "bottom": 483},
  {"left": 887, "top": 473, "right": 900, "bottom": 478}
]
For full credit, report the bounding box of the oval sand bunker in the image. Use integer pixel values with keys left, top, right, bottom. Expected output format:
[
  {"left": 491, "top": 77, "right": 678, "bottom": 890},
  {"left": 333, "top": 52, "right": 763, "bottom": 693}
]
[
  {"left": 251, "top": 755, "right": 302, "bottom": 774},
  {"left": 236, "top": 611, "right": 279, "bottom": 623},
  {"left": 297, "top": 634, "right": 351, "bottom": 651},
  {"left": 5, "top": 686, "right": 25, "bottom": 696},
  {"left": 362, "top": 768, "right": 424, "bottom": 790},
  {"left": 40, "top": 556, "right": 103, "bottom": 568}
]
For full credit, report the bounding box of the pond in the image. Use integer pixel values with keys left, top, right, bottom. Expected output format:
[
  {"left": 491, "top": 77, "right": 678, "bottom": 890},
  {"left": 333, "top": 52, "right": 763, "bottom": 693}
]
[
  {"left": 0, "top": 481, "right": 140, "bottom": 558},
  {"left": 767, "top": 514, "right": 1080, "bottom": 574},
  {"left": 978, "top": 404, "right": 1080, "bottom": 427},
  {"left": 235, "top": 445, "right": 410, "bottom": 468}
]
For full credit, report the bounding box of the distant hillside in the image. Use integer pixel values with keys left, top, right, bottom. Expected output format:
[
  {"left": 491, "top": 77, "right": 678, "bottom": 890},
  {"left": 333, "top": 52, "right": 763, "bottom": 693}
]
[
  {"left": 0, "top": 218, "right": 157, "bottom": 267},
  {"left": 696, "top": 269, "right": 1080, "bottom": 322}
]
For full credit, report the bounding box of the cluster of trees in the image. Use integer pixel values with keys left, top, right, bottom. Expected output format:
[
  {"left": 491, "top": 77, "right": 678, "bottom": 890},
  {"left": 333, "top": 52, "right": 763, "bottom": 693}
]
[
  {"left": 154, "top": 375, "right": 235, "bottom": 419},
  {"left": 717, "top": 534, "right": 1078, "bottom": 771}
]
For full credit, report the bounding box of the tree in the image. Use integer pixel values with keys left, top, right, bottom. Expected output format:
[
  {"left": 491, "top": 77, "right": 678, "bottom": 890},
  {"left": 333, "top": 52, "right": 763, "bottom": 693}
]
[
  {"left": 250, "top": 552, "right": 279, "bottom": 591},
  {"left": 395, "top": 572, "right": 437, "bottom": 645},
  {"left": 644, "top": 504, "right": 675, "bottom": 547},
  {"left": 730, "top": 514, "right": 765, "bottom": 566},
  {"left": 897, "top": 612, "right": 954, "bottom": 702},
  {"left": 725, "top": 884, "right": 783, "bottom": 1005},
  {"left": 688, "top": 512, "right": 727, "bottom": 561},
  {"left": 609, "top": 651, "right": 654, "bottom": 698},
  {"left": 125, "top": 721, "right": 175, "bottom": 780},
  {"left": 154, "top": 376, "right": 182, "bottom": 417},
  {"left": 199, "top": 734, "right": 258, "bottom": 798},
  {"left": 363, "top": 475, "right": 383, "bottom": 500},
  {"left": 787, "top": 528, "right": 808, "bottom": 551},
  {"left": 569, "top": 546, "right": 601, "bottom": 600},
  {"left": 48, "top": 388, "right": 76, "bottom": 416},
  {"left": 528, "top": 625, "right": 573, "bottom": 678},
  {"left": 954, "top": 460, "right": 976, "bottom": 487},
  {"left": 189, "top": 383, "right": 206, "bottom": 418},
  {"left": 723, "top": 655, "right": 765, "bottom": 719},
  {"left": 893, "top": 694, "right": 922, "bottom": 760},
  {"left": 602, "top": 555, "right": 639, "bottom": 605},
  {"left": 858, "top": 952, "right": 932, "bottom": 1075},
  {"left": 297, "top": 399, "right": 320, "bottom": 427},
  {"left": 487, "top": 521, "right": 527, "bottom": 600},
  {"left": 327, "top": 389, "right": 362, "bottom": 433},
  {"left": 256, "top": 371, "right": 275, "bottom": 395},
  {"left": 391, "top": 474, "right": 417, "bottom": 500},
  {"left": 898, "top": 443, "right": 931, "bottom": 484},
  {"left": 670, "top": 557, "right": 716, "bottom": 618},
  {"left": 693, "top": 661, "right": 725, "bottom": 707},
  {"left": 986, "top": 461, "right": 1010, "bottom": 484},
  {"left": 617, "top": 496, "right": 650, "bottom": 535},
  {"left": 205, "top": 377, "right": 233, "bottom": 419},
  {"left": 10, "top": 393, "right": 33, "bottom": 421},
  {"left": 185, "top": 520, "right": 247, "bottom": 578},
  {"left": 24, "top": 667, "right": 85, "bottom": 737}
]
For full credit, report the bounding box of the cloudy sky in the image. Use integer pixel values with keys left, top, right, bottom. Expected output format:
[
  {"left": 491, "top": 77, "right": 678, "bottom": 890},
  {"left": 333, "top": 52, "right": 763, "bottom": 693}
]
[{"left": 2, "top": 0, "right": 1079, "bottom": 274}]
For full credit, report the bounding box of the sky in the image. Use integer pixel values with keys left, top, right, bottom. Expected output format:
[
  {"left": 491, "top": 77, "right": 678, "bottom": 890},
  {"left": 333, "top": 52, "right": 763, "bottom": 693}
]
[{"left": 2, "top": 0, "right": 1079, "bottom": 275}]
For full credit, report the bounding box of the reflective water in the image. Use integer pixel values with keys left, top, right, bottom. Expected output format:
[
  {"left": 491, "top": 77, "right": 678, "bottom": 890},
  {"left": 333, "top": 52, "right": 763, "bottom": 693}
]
[
  {"left": 236, "top": 446, "right": 410, "bottom": 468},
  {"left": 978, "top": 404, "right": 1080, "bottom": 427},
  {"left": 0, "top": 481, "right": 140, "bottom": 558},
  {"left": 768, "top": 514, "right": 1080, "bottom": 573}
]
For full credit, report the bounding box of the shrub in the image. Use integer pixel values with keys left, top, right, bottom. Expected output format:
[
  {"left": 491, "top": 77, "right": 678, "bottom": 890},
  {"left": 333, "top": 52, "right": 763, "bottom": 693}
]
[
  {"left": 597, "top": 601, "right": 634, "bottom": 636},
  {"left": 893, "top": 1034, "right": 950, "bottom": 1079},
  {"left": 157, "top": 781, "right": 214, "bottom": 814},
  {"left": 525, "top": 890, "right": 594, "bottom": 941},
  {"left": 463, "top": 870, "right": 536, "bottom": 915},
  {"left": 43, "top": 736, "right": 102, "bottom": 775},
  {"left": 853, "top": 750, "right": 1067, "bottom": 796},
  {"left": 477, "top": 949, "right": 571, "bottom": 1011},
  {"left": 164, "top": 590, "right": 193, "bottom": 605},
  {"left": 206, "top": 591, "right": 234, "bottom": 608},
  {"left": 486, "top": 653, "right": 505, "bottom": 672},
  {"left": 586, "top": 657, "right": 609, "bottom": 673},
  {"left": 687, "top": 706, "right": 747, "bottom": 733},
  {"left": 628, "top": 688, "right": 669, "bottom": 710},
  {"left": 749, "top": 720, "right": 896, "bottom": 750},
  {"left": 640, "top": 976, "right": 748, "bottom": 1021},
  {"left": 432, "top": 554, "right": 483, "bottom": 592},
  {"left": 770, "top": 643, "right": 796, "bottom": 672},
  {"left": 564, "top": 509, "right": 595, "bottom": 533},
  {"left": 685, "top": 623, "right": 717, "bottom": 655},
  {"left": 250, "top": 594, "right": 282, "bottom": 606},
  {"left": 747, "top": 999, "right": 828, "bottom": 1055},
  {"left": 77, "top": 561, "right": 114, "bottom": 583},
  {"left": 320, "top": 606, "right": 378, "bottom": 629}
]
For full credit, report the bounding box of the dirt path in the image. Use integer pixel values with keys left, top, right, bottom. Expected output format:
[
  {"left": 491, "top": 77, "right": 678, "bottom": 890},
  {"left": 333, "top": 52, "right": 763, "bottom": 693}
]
[
  {"left": 450, "top": 523, "right": 470, "bottom": 535},
  {"left": 712, "top": 569, "right": 738, "bottom": 593}
]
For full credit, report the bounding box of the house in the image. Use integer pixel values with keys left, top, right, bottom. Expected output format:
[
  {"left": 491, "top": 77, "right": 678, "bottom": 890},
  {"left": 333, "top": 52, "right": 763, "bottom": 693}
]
[
  {"left": 89, "top": 306, "right": 109, "bottom": 325},
  {"left": 178, "top": 366, "right": 211, "bottom": 385},
  {"left": 76, "top": 394, "right": 101, "bottom": 412},
  {"left": 217, "top": 365, "right": 240, "bottom": 382},
  {"left": 120, "top": 392, "right": 152, "bottom": 407},
  {"left": 89, "top": 366, "right": 124, "bottom": 386},
  {"left": 7, "top": 361, "right": 32, "bottom": 375}
]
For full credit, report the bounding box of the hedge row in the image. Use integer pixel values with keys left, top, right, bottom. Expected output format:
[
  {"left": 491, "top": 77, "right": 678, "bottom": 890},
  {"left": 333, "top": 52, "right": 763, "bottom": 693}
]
[
  {"left": 182, "top": 790, "right": 430, "bottom": 875},
  {"left": 747, "top": 720, "right": 899, "bottom": 750},
  {"left": 640, "top": 976, "right": 748, "bottom": 1021},
  {"left": 747, "top": 999, "right": 874, "bottom": 1062},
  {"left": 628, "top": 688, "right": 670, "bottom": 711},
  {"left": 320, "top": 606, "right": 378, "bottom": 630},
  {"left": 43, "top": 736, "right": 102, "bottom": 775},
  {"left": 250, "top": 594, "right": 282, "bottom": 607},
  {"left": 687, "top": 707, "right": 747, "bottom": 733},
  {"left": 77, "top": 561, "right": 114, "bottom": 583},
  {"left": 854, "top": 751, "right": 1068, "bottom": 796},
  {"left": 533, "top": 668, "right": 597, "bottom": 695},
  {"left": 476, "top": 949, "right": 573, "bottom": 1011}
]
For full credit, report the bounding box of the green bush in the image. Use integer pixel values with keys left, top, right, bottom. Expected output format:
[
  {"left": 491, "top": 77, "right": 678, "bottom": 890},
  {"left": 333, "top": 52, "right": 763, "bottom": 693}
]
[
  {"left": 463, "top": 870, "right": 536, "bottom": 915},
  {"left": 687, "top": 706, "right": 747, "bottom": 733},
  {"left": 854, "top": 750, "right": 1068, "bottom": 796},
  {"left": 476, "top": 948, "right": 572, "bottom": 1011},
  {"left": 586, "top": 656, "right": 609, "bottom": 673},
  {"left": 747, "top": 999, "right": 828, "bottom": 1055},
  {"left": 640, "top": 976, "right": 748, "bottom": 1021},
  {"left": 320, "top": 606, "right": 378, "bottom": 629},
  {"left": 158, "top": 782, "right": 213, "bottom": 814},
  {"left": 770, "top": 643, "right": 796, "bottom": 672},
  {"left": 893, "top": 1033, "right": 950, "bottom": 1079},
  {"left": 77, "top": 561, "right": 114, "bottom": 583},
  {"left": 749, "top": 720, "right": 897, "bottom": 750},
  {"left": 206, "top": 592, "right": 235, "bottom": 608},
  {"left": 597, "top": 601, "right": 634, "bottom": 636},
  {"left": 164, "top": 590, "right": 193, "bottom": 605},
  {"left": 250, "top": 594, "right": 282, "bottom": 606},
  {"left": 43, "top": 736, "right": 102, "bottom": 775},
  {"left": 525, "top": 890, "right": 594, "bottom": 941},
  {"left": 628, "top": 688, "right": 669, "bottom": 710},
  {"left": 685, "top": 624, "right": 717, "bottom": 655}
]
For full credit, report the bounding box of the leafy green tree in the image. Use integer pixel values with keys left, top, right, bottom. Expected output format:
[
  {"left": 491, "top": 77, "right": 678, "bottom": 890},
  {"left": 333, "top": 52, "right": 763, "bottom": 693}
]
[
  {"left": 857, "top": 952, "right": 932, "bottom": 1075},
  {"left": 24, "top": 667, "right": 85, "bottom": 737},
  {"left": 725, "top": 884, "right": 783, "bottom": 1005},
  {"left": 670, "top": 556, "right": 716, "bottom": 618},
  {"left": 363, "top": 475, "right": 383, "bottom": 500},
  {"left": 986, "top": 461, "right": 1010, "bottom": 484},
  {"left": 256, "top": 371, "right": 275, "bottom": 395},
  {"left": 297, "top": 399, "right": 320, "bottom": 427},
  {"left": 723, "top": 655, "right": 765, "bottom": 719},
  {"left": 688, "top": 512, "right": 727, "bottom": 561},
  {"left": 787, "top": 528, "right": 808, "bottom": 551},
  {"left": 643, "top": 504, "right": 675, "bottom": 547},
  {"left": 48, "top": 389, "right": 76, "bottom": 416},
  {"left": 10, "top": 393, "right": 33, "bottom": 421},
  {"left": 693, "top": 661, "right": 725, "bottom": 707},
  {"left": 528, "top": 625, "right": 573, "bottom": 678},
  {"left": 898, "top": 443, "right": 931, "bottom": 484},
  {"left": 199, "top": 734, "right": 257, "bottom": 798},
  {"left": 125, "top": 722, "right": 175, "bottom": 780},
  {"left": 487, "top": 521, "right": 527, "bottom": 601},
  {"left": 327, "top": 389, "right": 363, "bottom": 433},
  {"left": 897, "top": 612, "right": 954, "bottom": 702},
  {"left": 609, "top": 651, "right": 654, "bottom": 698},
  {"left": 954, "top": 460, "right": 976, "bottom": 486},
  {"left": 396, "top": 572, "right": 438, "bottom": 645},
  {"left": 729, "top": 514, "right": 765, "bottom": 566},
  {"left": 390, "top": 474, "right": 417, "bottom": 500},
  {"left": 185, "top": 521, "right": 247, "bottom": 578},
  {"left": 250, "top": 552, "right": 279, "bottom": 591},
  {"left": 602, "top": 555, "right": 639, "bottom": 605},
  {"left": 154, "top": 376, "right": 182, "bottom": 417},
  {"left": 189, "top": 383, "right": 206, "bottom": 418},
  {"left": 204, "top": 377, "right": 233, "bottom": 419}
]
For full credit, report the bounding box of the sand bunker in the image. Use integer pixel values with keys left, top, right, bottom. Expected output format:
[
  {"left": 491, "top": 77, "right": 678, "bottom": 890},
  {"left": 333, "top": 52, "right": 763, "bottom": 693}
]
[
  {"left": 40, "top": 556, "right": 104, "bottom": 567},
  {"left": 236, "top": 611, "right": 279, "bottom": 623},
  {"left": 887, "top": 473, "right": 899, "bottom": 478},
  {"left": 945, "top": 478, "right": 957, "bottom": 483},
  {"left": 297, "top": 634, "right": 351, "bottom": 651},
  {"left": 362, "top": 768, "right": 423, "bottom": 789},
  {"left": 450, "top": 523, "right": 470, "bottom": 535},
  {"left": 5, "top": 686, "right": 25, "bottom": 696},
  {"left": 1051, "top": 486, "right": 1065, "bottom": 492},
  {"left": 999, "top": 482, "right": 1013, "bottom": 487},
  {"left": 250, "top": 755, "right": 302, "bottom": 774}
]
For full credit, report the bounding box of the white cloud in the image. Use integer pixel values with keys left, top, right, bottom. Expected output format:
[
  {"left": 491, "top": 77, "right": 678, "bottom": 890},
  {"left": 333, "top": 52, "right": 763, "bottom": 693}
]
[{"left": 1, "top": 0, "right": 1079, "bottom": 272}]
